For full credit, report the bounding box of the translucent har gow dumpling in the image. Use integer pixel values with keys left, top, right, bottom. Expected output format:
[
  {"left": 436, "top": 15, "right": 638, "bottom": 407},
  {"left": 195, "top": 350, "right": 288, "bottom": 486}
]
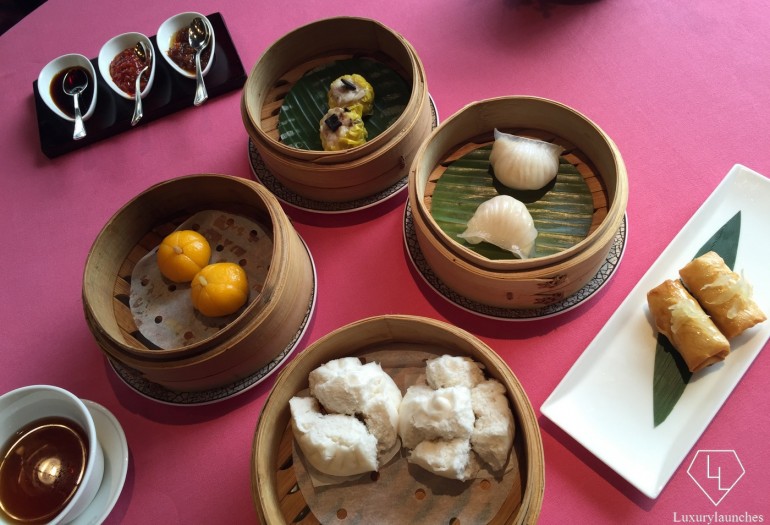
[
  {"left": 458, "top": 195, "right": 538, "bottom": 259},
  {"left": 489, "top": 129, "right": 564, "bottom": 190}
]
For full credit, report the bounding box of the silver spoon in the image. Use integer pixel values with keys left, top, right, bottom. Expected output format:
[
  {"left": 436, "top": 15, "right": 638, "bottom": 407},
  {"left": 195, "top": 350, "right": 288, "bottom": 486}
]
[
  {"left": 188, "top": 17, "right": 211, "bottom": 106},
  {"left": 131, "top": 41, "right": 151, "bottom": 126},
  {"left": 63, "top": 68, "right": 88, "bottom": 140}
]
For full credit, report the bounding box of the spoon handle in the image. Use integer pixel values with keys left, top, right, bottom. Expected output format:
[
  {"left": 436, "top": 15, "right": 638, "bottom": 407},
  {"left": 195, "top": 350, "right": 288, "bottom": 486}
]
[
  {"left": 193, "top": 51, "right": 208, "bottom": 106},
  {"left": 131, "top": 68, "right": 147, "bottom": 126},
  {"left": 72, "top": 93, "right": 86, "bottom": 140}
]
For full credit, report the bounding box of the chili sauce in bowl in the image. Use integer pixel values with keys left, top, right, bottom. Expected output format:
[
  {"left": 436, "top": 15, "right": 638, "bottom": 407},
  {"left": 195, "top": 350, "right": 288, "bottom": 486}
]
[{"left": 97, "top": 32, "right": 156, "bottom": 100}]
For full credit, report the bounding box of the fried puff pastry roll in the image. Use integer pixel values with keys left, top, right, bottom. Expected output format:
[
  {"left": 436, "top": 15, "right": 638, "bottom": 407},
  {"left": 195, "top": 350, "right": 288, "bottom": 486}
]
[
  {"left": 679, "top": 251, "right": 766, "bottom": 339},
  {"left": 647, "top": 279, "right": 730, "bottom": 373}
]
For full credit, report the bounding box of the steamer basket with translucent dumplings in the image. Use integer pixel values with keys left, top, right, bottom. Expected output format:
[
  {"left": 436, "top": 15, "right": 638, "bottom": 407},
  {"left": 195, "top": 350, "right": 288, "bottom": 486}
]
[
  {"left": 82, "top": 174, "right": 315, "bottom": 392},
  {"left": 408, "top": 96, "right": 628, "bottom": 309},
  {"left": 241, "top": 16, "right": 433, "bottom": 203},
  {"left": 252, "top": 315, "right": 544, "bottom": 524}
]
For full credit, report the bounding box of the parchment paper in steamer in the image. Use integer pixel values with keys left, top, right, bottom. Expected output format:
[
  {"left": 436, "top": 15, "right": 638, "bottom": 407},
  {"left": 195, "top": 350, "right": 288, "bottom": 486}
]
[
  {"left": 129, "top": 210, "right": 273, "bottom": 349},
  {"left": 292, "top": 350, "right": 518, "bottom": 524}
]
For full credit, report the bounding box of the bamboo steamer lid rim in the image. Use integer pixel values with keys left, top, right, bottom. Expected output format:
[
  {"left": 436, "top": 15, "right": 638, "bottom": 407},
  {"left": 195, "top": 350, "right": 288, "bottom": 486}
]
[
  {"left": 82, "top": 174, "right": 292, "bottom": 360},
  {"left": 408, "top": 95, "right": 628, "bottom": 272},
  {"left": 251, "top": 314, "right": 544, "bottom": 524},
  {"left": 243, "top": 16, "right": 427, "bottom": 162}
]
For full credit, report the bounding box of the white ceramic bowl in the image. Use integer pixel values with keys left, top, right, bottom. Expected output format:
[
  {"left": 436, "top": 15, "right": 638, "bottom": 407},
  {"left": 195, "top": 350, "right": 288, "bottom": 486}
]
[
  {"left": 37, "top": 53, "right": 98, "bottom": 122},
  {"left": 0, "top": 385, "right": 104, "bottom": 525},
  {"left": 157, "top": 12, "right": 215, "bottom": 79},
  {"left": 97, "top": 32, "right": 156, "bottom": 100}
]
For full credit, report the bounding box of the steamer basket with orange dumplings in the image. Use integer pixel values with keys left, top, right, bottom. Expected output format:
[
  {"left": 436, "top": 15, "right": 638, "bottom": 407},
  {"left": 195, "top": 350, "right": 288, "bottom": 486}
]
[
  {"left": 241, "top": 16, "right": 432, "bottom": 203},
  {"left": 82, "top": 174, "right": 315, "bottom": 392},
  {"left": 408, "top": 96, "right": 628, "bottom": 309},
  {"left": 252, "top": 315, "right": 544, "bottom": 524}
]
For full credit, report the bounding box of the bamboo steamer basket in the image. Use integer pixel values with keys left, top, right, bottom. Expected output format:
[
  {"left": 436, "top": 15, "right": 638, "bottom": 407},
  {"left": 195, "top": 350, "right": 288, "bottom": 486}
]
[
  {"left": 242, "top": 16, "right": 425, "bottom": 161},
  {"left": 82, "top": 174, "right": 315, "bottom": 392},
  {"left": 241, "top": 16, "right": 432, "bottom": 202},
  {"left": 408, "top": 96, "right": 628, "bottom": 309},
  {"left": 252, "top": 315, "right": 544, "bottom": 524}
]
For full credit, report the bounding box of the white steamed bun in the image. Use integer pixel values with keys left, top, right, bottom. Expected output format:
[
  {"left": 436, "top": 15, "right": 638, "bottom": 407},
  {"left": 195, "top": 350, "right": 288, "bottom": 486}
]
[
  {"left": 426, "top": 354, "right": 485, "bottom": 389},
  {"left": 309, "top": 357, "right": 402, "bottom": 453},
  {"left": 408, "top": 438, "right": 479, "bottom": 481},
  {"left": 289, "top": 396, "right": 378, "bottom": 476},
  {"left": 399, "top": 355, "right": 516, "bottom": 479},
  {"left": 398, "top": 384, "right": 475, "bottom": 450},
  {"left": 471, "top": 379, "right": 515, "bottom": 471}
]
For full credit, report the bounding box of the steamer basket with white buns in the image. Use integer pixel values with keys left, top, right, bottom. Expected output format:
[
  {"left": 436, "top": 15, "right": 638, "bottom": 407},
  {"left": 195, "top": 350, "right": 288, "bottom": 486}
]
[
  {"left": 82, "top": 174, "right": 315, "bottom": 393},
  {"left": 408, "top": 96, "right": 628, "bottom": 309},
  {"left": 252, "top": 315, "right": 544, "bottom": 524},
  {"left": 241, "top": 17, "right": 433, "bottom": 203}
]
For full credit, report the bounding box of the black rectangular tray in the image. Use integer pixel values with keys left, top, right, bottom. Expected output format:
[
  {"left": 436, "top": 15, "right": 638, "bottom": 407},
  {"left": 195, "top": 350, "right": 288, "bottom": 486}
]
[{"left": 33, "top": 12, "right": 247, "bottom": 158}]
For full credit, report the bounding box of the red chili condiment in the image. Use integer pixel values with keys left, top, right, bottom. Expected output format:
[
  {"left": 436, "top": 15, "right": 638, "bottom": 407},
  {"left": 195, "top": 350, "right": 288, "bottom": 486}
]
[
  {"left": 109, "top": 47, "right": 148, "bottom": 96},
  {"left": 167, "top": 27, "right": 210, "bottom": 74}
]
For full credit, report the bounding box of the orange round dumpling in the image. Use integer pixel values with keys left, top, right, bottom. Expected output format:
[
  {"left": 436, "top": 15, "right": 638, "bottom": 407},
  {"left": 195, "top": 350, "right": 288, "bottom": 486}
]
[
  {"left": 190, "top": 262, "right": 249, "bottom": 317},
  {"left": 157, "top": 230, "right": 211, "bottom": 283}
]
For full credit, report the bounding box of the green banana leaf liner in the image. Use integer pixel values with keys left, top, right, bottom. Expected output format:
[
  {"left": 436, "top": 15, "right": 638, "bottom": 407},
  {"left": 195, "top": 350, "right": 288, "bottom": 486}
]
[
  {"left": 429, "top": 144, "right": 594, "bottom": 260},
  {"left": 277, "top": 58, "right": 411, "bottom": 151}
]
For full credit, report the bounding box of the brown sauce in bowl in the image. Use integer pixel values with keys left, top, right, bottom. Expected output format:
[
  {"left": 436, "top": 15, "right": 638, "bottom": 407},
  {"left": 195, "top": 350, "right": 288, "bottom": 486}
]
[
  {"left": 0, "top": 417, "right": 89, "bottom": 524},
  {"left": 168, "top": 27, "right": 211, "bottom": 74},
  {"left": 49, "top": 66, "right": 94, "bottom": 118}
]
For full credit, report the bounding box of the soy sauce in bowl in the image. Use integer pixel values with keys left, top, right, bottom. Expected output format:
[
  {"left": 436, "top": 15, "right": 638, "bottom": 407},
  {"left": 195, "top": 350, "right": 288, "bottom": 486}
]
[
  {"left": 50, "top": 67, "right": 94, "bottom": 119},
  {"left": 0, "top": 416, "right": 89, "bottom": 524}
]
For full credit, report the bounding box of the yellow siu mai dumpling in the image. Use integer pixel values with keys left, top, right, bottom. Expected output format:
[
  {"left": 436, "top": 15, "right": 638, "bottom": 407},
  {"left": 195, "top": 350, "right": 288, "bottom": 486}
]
[
  {"left": 319, "top": 106, "right": 368, "bottom": 151},
  {"left": 327, "top": 74, "right": 374, "bottom": 116}
]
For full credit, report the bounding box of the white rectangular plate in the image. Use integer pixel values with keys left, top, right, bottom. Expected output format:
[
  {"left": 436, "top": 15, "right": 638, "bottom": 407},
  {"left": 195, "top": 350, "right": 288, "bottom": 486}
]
[{"left": 541, "top": 164, "right": 770, "bottom": 499}]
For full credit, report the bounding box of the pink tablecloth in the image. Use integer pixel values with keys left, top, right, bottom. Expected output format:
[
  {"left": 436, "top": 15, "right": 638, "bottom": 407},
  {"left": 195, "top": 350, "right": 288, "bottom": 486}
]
[{"left": 2, "top": 0, "right": 769, "bottom": 523}]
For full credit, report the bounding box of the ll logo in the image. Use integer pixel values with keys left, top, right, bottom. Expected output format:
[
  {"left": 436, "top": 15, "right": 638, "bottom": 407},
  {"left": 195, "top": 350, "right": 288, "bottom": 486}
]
[{"left": 687, "top": 450, "right": 745, "bottom": 506}]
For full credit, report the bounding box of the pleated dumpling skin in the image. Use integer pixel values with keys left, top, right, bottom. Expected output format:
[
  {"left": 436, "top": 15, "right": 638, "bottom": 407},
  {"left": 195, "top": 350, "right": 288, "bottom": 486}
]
[
  {"left": 489, "top": 128, "right": 564, "bottom": 190},
  {"left": 457, "top": 195, "right": 538, "bottom": 259}
]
